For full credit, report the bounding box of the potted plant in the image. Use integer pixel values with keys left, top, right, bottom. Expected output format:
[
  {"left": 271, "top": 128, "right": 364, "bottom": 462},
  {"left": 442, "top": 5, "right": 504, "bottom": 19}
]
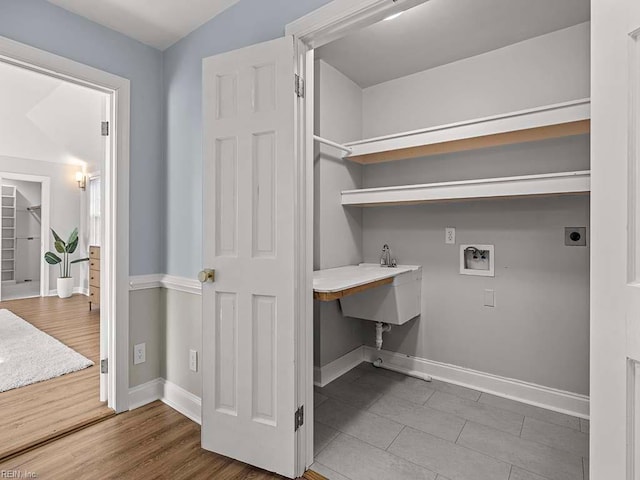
[{"left": 44, "top": 228, "right": 89, "bottom": 299}]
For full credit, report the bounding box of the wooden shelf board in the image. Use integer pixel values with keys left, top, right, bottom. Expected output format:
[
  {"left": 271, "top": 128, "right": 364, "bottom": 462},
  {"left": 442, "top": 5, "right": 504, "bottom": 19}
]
[
  {"left": 342, "top": 171, "right": 590, "bottom": 207},
  {"left": 348, "top": 120, "right": 589, "bottom": 164},
  {"left": 314, "top": 276, "right": 393, "bottom": 302},
  {"left": 344, "top": 99, "right": 590, "bottom": 165}
]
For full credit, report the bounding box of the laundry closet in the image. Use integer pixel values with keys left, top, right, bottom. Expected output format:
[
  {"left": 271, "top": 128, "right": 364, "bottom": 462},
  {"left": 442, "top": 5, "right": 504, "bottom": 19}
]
[{"left": 311, "top": 0, "right": 590, "bottom": 412}]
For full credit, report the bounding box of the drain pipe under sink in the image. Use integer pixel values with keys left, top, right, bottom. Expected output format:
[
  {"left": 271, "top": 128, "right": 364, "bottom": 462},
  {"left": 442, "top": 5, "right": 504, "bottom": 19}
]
[{"left": 372, "top": 321, "right": 432, "bottom": 382}]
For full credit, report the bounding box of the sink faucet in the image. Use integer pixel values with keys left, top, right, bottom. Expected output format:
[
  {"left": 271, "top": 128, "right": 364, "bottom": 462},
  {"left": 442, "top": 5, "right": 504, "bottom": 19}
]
[{"left": 380, "top": 244, "right": 397, "bottom": 267}]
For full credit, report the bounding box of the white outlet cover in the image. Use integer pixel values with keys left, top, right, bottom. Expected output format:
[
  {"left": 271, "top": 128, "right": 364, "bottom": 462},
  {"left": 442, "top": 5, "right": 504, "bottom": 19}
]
[
  {"left": 134, "top": 343, "right": 146, "bottom": 365},
  {"left": 445, "top": 227, "right": 456, "bottom": 245}
]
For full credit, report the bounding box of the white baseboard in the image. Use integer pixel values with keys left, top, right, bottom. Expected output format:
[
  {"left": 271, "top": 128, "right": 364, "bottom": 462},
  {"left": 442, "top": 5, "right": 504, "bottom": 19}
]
[
  {"left": 129, "top": 378, "right": 202, "bottom": 425},
  {"left": 48, "top": 286, "right": 89, "bottom": 297},
  {"left": 128, "top": 378, "right": 164, "bottom": 410},
  {"left": 129, "top": 274, "right": 201, "bottom": 295},
  {"left": 363, "top": 346, "right": 589, "bottom": 419},
  {"left": 314, "top": 346, "right": 365, "bottom": 387},
  {"left": 161, "top": 379, "right": 202, "bottom": 424}
]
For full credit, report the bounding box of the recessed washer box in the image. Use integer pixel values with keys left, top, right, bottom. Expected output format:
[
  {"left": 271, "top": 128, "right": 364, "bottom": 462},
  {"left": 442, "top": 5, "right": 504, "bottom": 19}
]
[
  {"left": 340, "top": 265, "right": 422, "bottom": 325},
  {"left": 460, "top": 244, "right": 495, "bottom": 277}
]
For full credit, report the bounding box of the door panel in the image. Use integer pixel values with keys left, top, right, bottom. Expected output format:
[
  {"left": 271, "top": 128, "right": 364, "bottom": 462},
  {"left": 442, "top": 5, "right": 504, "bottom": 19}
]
[{"left": 202, "top": 36, "right": 298, "bottom": 478}]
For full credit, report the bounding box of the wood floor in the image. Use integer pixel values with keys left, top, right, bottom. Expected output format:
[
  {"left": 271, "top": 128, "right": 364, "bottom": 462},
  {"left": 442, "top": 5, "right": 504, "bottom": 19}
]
[
  {"left": 0, "top": 401, "right": 322, "bottom": 480},
  {"left": 0, "top": 294, "right": 113, "bottom": 461}
]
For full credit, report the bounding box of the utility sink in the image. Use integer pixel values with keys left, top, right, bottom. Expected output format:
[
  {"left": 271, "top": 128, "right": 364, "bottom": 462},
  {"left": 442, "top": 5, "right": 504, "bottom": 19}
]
[{"left": 313, "top": 263, "right": 422, "bottom": 325}]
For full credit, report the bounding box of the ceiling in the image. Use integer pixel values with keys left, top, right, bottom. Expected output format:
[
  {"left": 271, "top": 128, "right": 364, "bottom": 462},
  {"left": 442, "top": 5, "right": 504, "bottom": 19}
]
[
  {"left": 0, "top": 61, "right": 106, "bottom": 169},
  {"left": 45, "top": 0, "right": 240, "bottom": 50},
  {"left": 317, "top": 0, "right": 590, "bottom": 88}
]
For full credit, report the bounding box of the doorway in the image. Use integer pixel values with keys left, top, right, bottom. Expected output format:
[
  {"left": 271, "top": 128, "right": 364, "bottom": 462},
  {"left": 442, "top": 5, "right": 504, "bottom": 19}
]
[
  {"left": 0, "top": 32, "right": 131, "bottom": 459},
  {"left": 0, "top": 174, "right": 50, "bottom": 301}
]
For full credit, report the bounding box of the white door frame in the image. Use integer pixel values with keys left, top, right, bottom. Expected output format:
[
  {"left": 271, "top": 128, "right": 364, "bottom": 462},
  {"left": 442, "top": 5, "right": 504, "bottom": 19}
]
[
  {"left": 0, "top": 35, "right": 131, "bottom": 413},
  {"left": 286, "top": 0, "right": 428, "bottom": 472},
  {"left": 0, "top": 172, "right": 51, "bottom": 297}
]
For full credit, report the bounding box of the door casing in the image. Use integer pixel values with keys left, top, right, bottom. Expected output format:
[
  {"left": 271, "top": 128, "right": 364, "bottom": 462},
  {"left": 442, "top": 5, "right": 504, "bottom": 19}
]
[
  {"left": 286, "top": 0, "right": 429, "bottom": 472},
  {"left": 0, "top": 35, "right": 131, "bottom": 413}
]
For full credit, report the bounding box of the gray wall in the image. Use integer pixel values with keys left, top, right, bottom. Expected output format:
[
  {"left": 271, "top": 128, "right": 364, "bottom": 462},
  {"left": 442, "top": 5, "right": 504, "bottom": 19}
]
[
  {"left": 161, "top": 288, "right": 202, "bottom": 396},
  {"left": 129, "top": 289, "right": 163, "bottom": 387},
  {"left": 355, "top": 23, "right": 591, "bottom": 395},
  {"left": 314, "top": 60, "right": 366, "bottom": 368}
]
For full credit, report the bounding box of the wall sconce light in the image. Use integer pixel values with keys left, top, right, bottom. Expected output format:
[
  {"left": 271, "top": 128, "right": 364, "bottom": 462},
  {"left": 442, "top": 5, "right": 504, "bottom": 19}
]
[{"left": 76, "top": 171, "right": 86, "bottom": 190}]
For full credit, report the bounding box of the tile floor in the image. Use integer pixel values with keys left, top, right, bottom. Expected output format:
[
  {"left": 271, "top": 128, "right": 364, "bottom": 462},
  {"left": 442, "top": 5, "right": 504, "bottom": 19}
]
[{"left": 311, "top": 363, "right": 589, "bottom": 480}]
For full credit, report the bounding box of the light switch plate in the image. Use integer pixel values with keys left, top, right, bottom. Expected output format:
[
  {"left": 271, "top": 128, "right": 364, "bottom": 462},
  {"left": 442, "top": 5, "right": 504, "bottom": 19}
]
[
  {"left": 484, "top": 289, "right": 495, "bottom": 307},
  {"left": 189, "top": 349, "right": 198, "bottom": 372},
  {"left": 134, "top": 343, "right": 146, "bottom": 365}
]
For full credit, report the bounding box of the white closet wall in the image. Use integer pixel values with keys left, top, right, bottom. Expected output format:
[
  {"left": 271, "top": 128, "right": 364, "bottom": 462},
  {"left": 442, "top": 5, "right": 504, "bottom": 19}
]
[
  {"left": 362, "top": 22, "right": 590, "bottom": 138},
  {"left": 356, "top": 23, "right": 590, "bottom": 395},
  {"left": 314, "top": 60, "right": 366, "bottom": 369}
]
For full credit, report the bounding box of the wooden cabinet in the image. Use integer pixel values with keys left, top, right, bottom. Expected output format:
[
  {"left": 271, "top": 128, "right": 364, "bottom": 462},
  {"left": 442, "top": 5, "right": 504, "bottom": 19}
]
[{"left": 89, "top": 246, "right": 100, "bottom": 310}]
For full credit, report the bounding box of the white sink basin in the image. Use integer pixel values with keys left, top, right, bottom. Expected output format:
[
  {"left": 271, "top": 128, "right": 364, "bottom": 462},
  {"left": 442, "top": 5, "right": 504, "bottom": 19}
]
[
  {"left": 313, "top": 263, "right": 422, "bottom": 326},
  {"left": 313, "top": 263, "right": 421, "bottom": 293}
]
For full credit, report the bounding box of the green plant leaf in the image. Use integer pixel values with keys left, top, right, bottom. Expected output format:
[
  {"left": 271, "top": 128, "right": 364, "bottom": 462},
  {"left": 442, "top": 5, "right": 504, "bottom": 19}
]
[
  {"left": 66, "top": 238, "right": 78, "bottom": 254},
  {"left": 54, "top": 240, "right": 65, "bottom": 253},
  {"left": 44, "top": 252, "right": 62, "bottom": 265},
  {"left": 51, "top": 229, "right": 63, "bottom": 244},
  {"left": 67, "top": 228, "right": 78, "bottom": 246},
  {"left": 70, "top": 257, "right": 90, "bottom": 264}
]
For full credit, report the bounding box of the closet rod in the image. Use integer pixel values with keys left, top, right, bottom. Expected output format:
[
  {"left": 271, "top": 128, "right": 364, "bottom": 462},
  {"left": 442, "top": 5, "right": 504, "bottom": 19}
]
[{"left": 313, "top": 135, "right": 352, "bottom": 154}]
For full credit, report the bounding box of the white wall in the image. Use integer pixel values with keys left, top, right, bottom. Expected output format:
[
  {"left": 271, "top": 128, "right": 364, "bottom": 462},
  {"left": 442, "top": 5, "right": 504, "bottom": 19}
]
[
  {"left": 0, "top": 61, "right": 105, "bottom": 170},
  {"left": 0, "top": 156, "right": 86, "bottom": 292},
  {"left": 355, "top": 23, "right": 591, "bottom": 395},
  {"left": 362, "top": 22, "right": 590, "bottom": 138},
  {"left": 314, "top": 60, "right": 366, "bottom": 368}
]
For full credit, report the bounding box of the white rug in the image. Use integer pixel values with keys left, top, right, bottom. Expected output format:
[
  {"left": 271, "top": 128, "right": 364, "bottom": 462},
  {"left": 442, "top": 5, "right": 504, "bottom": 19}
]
[{"left": 0, "top": 309, "right": 94, "bottom": 392}]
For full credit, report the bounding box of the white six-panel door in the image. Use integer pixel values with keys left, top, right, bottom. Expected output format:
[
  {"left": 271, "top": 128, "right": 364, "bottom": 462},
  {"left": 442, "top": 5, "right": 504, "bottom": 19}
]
[
  {"left": 591, "top": 0, "right": 640, "bottom": 478},
  {"left": 201, "top": 36, "right": 298, "bottom": 478}
]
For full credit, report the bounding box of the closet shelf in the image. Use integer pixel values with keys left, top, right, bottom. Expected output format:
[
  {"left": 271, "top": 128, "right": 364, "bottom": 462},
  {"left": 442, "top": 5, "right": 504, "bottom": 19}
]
[
  {"left": 341, "top": 170, "right": 590, "bottom": 207},
  {"left": 344, "top": 98, "right": 590, "bottom": 164}
]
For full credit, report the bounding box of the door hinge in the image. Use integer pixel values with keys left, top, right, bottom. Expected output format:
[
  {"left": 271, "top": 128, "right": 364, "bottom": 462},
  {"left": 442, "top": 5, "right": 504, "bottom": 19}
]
[
  {"left": 101, "top": 121, "right": 109, "bottom": 136},
  {"left": 295, "top": 74, "right": 305, "bottom": 98},
  {"left": 294, "top": 405, "right": 304, "bottom": 431},
  {"left": 100, "top": 358, "right": 108, "bottom": 374}
]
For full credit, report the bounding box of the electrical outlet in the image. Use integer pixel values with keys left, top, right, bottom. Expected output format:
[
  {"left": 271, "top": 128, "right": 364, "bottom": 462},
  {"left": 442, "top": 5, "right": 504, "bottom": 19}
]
[
  {"left": 189, "top": 349, "right": 198, "bottom": 372},
  {"left": 134, "top": 343, "right": 146, "bottom": 365},
  {"left": 445, "top": 227, "right": 456, "bottom": 245}
]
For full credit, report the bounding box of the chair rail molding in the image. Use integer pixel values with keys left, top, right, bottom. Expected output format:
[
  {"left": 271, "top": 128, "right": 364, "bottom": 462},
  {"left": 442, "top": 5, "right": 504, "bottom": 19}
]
[{"left": 129, "top": 274, "right": 202, "bottom": 295}]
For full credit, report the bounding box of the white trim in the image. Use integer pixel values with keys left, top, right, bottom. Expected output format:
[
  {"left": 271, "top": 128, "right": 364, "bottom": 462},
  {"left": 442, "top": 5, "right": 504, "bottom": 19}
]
[
  {"left": 0, "top": 34, "right": 131, "bottom": 413},
  {"left": 48, "top": 286, "right": 89, "bottom": 297},
  {"left": 129, "top": 274, "right": 202, "bottom": 295},
  {"left": 285, "top": 0, "right": 426, "bottom": 48},
  {"left": 314, "top": 346, "right": 364, "bottom": 387},
  {"left": 161, "top": 379, "right": 202, "bottom": 425},
  {"left": 161, "top": 274, "right": 201, "bottom": 295},
  {"left": 128, "top": 378, "right": 202, "bottom": 425},
  {"left": 129, "top": 274, "right": 163, "bottom": 291},
  {"left": 363, "top": 346, "right": 589, "bottom": 418},
  {"left": 128, "top": 378, "right": 164, "bottom": 410}
]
